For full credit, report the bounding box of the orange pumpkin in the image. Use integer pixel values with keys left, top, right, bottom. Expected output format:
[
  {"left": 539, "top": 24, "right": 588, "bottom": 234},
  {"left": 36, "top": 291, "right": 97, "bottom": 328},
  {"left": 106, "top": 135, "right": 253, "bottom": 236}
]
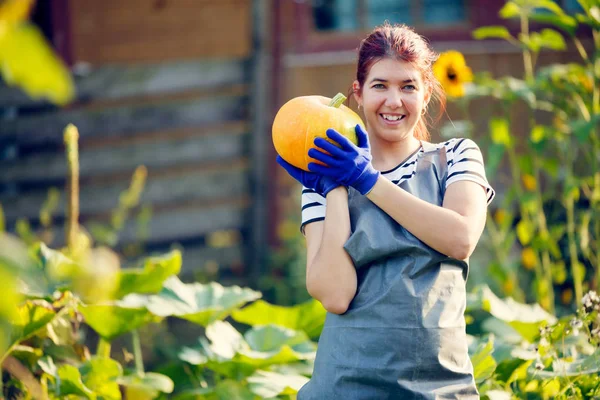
[{"left": 272, "top": 93, "right": 365, "bottom": 171}]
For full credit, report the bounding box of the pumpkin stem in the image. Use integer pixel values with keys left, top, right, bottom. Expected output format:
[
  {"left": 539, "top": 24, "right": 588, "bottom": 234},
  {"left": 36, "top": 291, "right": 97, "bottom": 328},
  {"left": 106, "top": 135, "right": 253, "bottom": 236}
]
[{"left": 328, "top": 93, "right": 346, "bottom": 108}]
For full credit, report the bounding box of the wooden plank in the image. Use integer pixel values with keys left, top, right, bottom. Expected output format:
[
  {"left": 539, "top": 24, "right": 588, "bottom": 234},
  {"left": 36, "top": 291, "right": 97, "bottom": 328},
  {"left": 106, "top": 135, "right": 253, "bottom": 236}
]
[
  {"left": 69, "top": 0, "right": 251, "bottom": 63},
  {"left": 0, "top": 59, "right": 248, "bottom": 107},
  {"left": 1, "top": 161, "right": 249, "bottom": 225},
  {"left": 249, "top": 0, "right": 273, "bottom": 280},
  {"left": 0, "top": 94, "right": 248, "bottom": 150},
  {"left": 0, "top": 127, "right": 249, "bottom": 184},
  {"left": 177, "top": 244, "right": 244, "bottom": 279},
  {"left": 47, "top": 198, "right": 250, "bottom": 247}
]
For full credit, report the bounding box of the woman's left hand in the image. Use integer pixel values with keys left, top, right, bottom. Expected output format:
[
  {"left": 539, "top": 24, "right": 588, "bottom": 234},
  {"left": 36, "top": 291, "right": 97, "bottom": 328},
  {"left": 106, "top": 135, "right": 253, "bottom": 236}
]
[{"left": 308, "top": 124, "right": 380, "bottom": 195}]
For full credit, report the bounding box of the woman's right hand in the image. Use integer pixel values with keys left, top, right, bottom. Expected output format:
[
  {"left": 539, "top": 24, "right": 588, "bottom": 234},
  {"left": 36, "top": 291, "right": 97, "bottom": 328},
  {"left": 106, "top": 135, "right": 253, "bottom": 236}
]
[{"left": 276, "top": 155, "right": 340, "bottom": 197}]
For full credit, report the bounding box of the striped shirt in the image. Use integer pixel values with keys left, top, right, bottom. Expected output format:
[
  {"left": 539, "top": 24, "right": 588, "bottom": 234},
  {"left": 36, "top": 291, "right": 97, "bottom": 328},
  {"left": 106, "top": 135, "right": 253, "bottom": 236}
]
[{"left": 301, "top": 138, "right": 495, "bottom": 232}]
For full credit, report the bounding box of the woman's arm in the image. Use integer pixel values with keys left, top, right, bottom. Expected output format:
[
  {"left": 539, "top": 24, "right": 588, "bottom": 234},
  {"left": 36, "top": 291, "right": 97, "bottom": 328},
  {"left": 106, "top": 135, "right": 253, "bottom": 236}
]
[
  {"left": 366, "top": 178, "right": 488, "bottom": 260},
  {"left": 304, "top": 186, "right": 357, "bottom": 314}
]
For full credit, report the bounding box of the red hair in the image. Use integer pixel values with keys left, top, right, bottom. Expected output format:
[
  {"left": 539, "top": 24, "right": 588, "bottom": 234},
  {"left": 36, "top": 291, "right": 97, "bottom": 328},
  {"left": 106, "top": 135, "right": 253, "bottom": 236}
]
[{"left": 351, "top": 23, "right": 446, "bottom": 141}]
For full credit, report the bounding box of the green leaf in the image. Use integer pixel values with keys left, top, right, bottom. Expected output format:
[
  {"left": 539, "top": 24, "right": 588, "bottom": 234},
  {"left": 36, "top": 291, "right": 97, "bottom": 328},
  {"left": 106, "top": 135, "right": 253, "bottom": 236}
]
[
  {"left": 39, "top": 243, "right": 78, "bottom": 282},
  {"left": 472, "top": 26, "right": 514, "bottom": 40},
  {"left": 471, "top": 336, "right": 496, "bottom": 384},
  {"left": 80, "top": 304, "right": 156, "bottom": 341},
  {"left": 499, "top": 2, "right": 521, "bottom": 18},
  {"left": 542, "top": 158, "right": 560, "bottom": 178},
  {"left": 179, "top": 322, "right": 316, "bottom": 379},
  {"left": 518, "top": 155, "right": 534, "bottom": 175},
  {"left": 516, "top": 220, "right": 535, "bottom": 245},
  {"left": 213, "top": 380, "right": 256, "bottom": 400},
  {"left": 529, "top": 13, "right": 578, "bottom": 36},
  {"left": 484, "top": 390, "right": 513, "bottom": 400},
  {"left": 123, "top": 276, "right": 262, "bottom": 326},
  {"left": 523, "top": 29, "right": 567, "bottom": 52},
  {"left": 119, "top": 372, "right": 174, "bottom": 398},
  {"left": 231, "top": 299, "right": 326, "bottom": 339},
  {"left": 490, "top": 118, "right": 512, "bottom": 147},
  {"left": 247, "top": 370, "right": 309, "bottom": 398},
  {"left": 571, "top": 114, "right": 600, "bottom": 143},
  {"left": 530, "top": 0, "right": 568, "bottom": 15},
  {"left": 8, "top": 300, "right": 56, "bottom": 351},
  {"left": 114, "top": 250, "right": 182, "bottom": 299},
  {"left": 80, "top": 357, "right": 123, "bottom": 400},
  {"left": 11, "top": 344, "right": 43, "bottom": 366},
  {"left": 0, "top": 23, "right": 74, "bottom": 105},
  {"left": 57, "top": 364, "right": 96, "bottom": 399},
  {"left": 470, "top": 285, "right": 557, "bottom": 342},
  {"left": 484, "top": 143, "right": 505, "bottom": 181},
  {"left": 501, "top": 77, "right": 537, "bottom": 106},
  {"left": 495, "top": 358, "right": 532, "bottom": 384}
]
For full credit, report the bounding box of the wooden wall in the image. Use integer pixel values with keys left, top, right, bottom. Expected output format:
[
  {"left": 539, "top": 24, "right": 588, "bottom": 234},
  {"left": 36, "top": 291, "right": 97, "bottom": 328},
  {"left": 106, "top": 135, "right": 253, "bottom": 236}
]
[{"left": 0, "top": 0, "right": 261, "bottom": 283}]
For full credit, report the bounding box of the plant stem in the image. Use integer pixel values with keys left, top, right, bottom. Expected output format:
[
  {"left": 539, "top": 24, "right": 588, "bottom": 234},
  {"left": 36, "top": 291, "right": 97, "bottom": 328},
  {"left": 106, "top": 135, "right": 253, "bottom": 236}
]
[
  {"left": 328, "top": 93, "right": 347, "bottom": 108},
  {"left": 566, "top": 196, "right": 583, "bottom": 305},
  {"left": 0, "top": 203, "right": 4, "bottom": 232},
  {"left": 486, "top": 216, "right": 525, "bottom": 301},
  {"left": 97, "top": 338, "right": 111, "bottom": 358},
  {"left": 63, "top": 125, "right": 80, "bottom": 252},
  {"left": 573, "top": 37, "right": 589, "bottom": 62},
  {"left": 131, "top": 330, "right": 144, "bottom": 376},
  {"left": 533, "top": 156, "right": 556, "bottom": 314},
  {"left": 520, "top": 15, "right": 534, "bottom": 82}
]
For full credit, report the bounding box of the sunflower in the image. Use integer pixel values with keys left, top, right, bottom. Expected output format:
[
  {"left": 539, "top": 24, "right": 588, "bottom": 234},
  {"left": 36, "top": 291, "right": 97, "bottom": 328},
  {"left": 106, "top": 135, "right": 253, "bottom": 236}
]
[{"left": 433, "top": 51, "right": 473, "bottom": 98}]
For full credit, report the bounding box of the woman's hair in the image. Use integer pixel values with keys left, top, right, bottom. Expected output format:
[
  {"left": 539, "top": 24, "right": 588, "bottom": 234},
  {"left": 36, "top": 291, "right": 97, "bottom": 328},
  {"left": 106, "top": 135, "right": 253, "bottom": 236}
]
[{"left": 352, "top": 22, "right": 446, "bottom": 141}]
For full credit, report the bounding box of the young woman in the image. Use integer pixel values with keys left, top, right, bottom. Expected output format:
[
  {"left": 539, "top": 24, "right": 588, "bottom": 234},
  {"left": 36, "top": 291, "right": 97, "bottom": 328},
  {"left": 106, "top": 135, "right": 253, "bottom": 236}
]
[{"left": 277, "top": 23, "right": 495, "bottom": 399}]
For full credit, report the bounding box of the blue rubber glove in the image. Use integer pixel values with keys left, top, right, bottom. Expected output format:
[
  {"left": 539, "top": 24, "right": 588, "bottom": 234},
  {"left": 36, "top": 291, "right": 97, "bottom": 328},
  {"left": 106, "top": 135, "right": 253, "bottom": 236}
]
[
  {"left": 307, "top": 124, "right": 380, "bottom": 195},
  {"left": 276, "top": 155, "right": 341, "bottom": 197}
]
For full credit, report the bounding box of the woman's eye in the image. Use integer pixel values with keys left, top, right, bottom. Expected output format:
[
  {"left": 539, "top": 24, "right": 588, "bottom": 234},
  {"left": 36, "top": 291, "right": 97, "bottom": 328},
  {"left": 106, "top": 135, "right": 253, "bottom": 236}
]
[
  {"left": 372, "top": 83, "right": 386, "bottom": 89},
  {"left": 403, "top": 85, "right": 417, "bottom": 91}
]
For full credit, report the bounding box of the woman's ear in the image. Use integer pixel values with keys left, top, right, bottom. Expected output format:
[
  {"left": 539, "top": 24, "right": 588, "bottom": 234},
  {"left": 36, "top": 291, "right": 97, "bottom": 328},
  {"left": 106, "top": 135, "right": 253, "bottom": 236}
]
[{"left": 352, "top": 80, "right": 362, "bottom": 107}]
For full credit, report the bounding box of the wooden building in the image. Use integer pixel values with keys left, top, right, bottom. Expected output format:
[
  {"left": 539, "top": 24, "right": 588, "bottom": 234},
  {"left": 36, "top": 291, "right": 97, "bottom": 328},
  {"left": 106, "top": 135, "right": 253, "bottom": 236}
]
[{"left": 0, "top": 0, "right": 589, "bottom": 286}]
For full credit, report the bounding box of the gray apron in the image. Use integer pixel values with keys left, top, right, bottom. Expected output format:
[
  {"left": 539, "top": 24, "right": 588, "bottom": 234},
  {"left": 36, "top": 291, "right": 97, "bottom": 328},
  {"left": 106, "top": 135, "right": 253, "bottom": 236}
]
[{"left": 298, "top": 142, "right": 479, "bottom": 400}]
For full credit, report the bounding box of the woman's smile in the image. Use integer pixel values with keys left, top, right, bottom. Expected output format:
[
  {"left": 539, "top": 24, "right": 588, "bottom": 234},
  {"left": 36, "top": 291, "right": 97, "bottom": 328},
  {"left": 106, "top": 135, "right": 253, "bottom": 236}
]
[{"left": 380, "top": 113, "right": 407, "bottom": 125}]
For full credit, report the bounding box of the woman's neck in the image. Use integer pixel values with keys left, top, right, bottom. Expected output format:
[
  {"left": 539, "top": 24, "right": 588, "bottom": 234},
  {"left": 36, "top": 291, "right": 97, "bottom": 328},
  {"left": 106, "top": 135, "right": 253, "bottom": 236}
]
[{"left": 369, "top": 134, "right": 422, "bottom": 172}]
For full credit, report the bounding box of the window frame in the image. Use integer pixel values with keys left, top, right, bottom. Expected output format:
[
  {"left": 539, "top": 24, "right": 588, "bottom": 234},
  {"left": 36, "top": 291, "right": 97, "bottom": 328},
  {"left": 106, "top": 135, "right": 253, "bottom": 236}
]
[{"left": 292, "top": 0, "right": 506, "bottom": 53}]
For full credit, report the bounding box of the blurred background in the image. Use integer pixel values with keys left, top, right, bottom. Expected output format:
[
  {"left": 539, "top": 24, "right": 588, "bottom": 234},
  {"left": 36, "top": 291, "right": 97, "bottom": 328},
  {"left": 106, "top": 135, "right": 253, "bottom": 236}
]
[
  {"left": 1, "top": 0, "right": 594, "bottom": 301},
  {"left": 1, "top": 1, "right": 599, "bottom": 397}
]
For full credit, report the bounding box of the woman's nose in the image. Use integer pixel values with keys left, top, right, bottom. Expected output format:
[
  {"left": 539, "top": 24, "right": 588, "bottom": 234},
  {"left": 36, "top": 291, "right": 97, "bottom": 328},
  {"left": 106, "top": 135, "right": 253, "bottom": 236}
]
[{"left": 385, "top": 90, "right": 403, "bottom": 108}]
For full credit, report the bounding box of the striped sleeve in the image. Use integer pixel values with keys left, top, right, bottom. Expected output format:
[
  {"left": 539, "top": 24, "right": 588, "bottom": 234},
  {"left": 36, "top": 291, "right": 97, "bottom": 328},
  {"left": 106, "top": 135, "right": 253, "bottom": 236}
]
[
  {"left": 300, "top": 187, "right": 326, "bottom": 234},
  {"left": 446, "top": 138, "right": 496, "bottom": 205}
]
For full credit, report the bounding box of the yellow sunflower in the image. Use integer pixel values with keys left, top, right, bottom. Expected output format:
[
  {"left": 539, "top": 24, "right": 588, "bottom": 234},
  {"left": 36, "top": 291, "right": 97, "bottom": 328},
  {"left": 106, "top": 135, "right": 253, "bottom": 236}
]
[{"left": 433, "top": 51, "right": 473, "bottom": 98}]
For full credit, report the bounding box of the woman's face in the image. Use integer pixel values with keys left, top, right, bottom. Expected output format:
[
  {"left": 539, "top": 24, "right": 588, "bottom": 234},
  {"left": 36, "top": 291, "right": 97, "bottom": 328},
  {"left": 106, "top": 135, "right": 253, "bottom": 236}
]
[{"left": 354, "top": 58, "right": 428, "bottom": 143}]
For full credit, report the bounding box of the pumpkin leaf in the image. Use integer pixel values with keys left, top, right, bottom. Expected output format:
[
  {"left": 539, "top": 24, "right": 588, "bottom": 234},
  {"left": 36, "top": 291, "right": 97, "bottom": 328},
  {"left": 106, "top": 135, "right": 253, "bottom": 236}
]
[
  {"left": 179, "top": 322, "right": 316, "bottom": 379},
  {"left": 470, "top": 285, "right": 556, "bottom": 342},
  {"left": 231, "top": 299, "right": 326, "bottom": 339},
  {"left": 119, "top": 372, "right": 174, "bottom": 399},
  {"left": 114, "top": 250, "right": 182, "bottom": 299},
  {"left": 0, "top": 23, "right": 74, "bottom": 105},
  {"left": 80, "top": 357, "right": 123, "bottom": 400},
  {"left": 471, "top": 336, "right": 497, "bottom": 384},
  {"left": 123, "top": 276, "right": 261, "bottom": 326},
  {"left": 247, "top": 370, "right": 309, "bottom": 398},
  {"left": 56, "top": 364, "right": 96, "bottom": 399},
  {"left": 7, "top": 300, "right": 56, "bottom": 352},
  {"left": 80, "top": 304, "right": 156, "bottom": 341}
]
